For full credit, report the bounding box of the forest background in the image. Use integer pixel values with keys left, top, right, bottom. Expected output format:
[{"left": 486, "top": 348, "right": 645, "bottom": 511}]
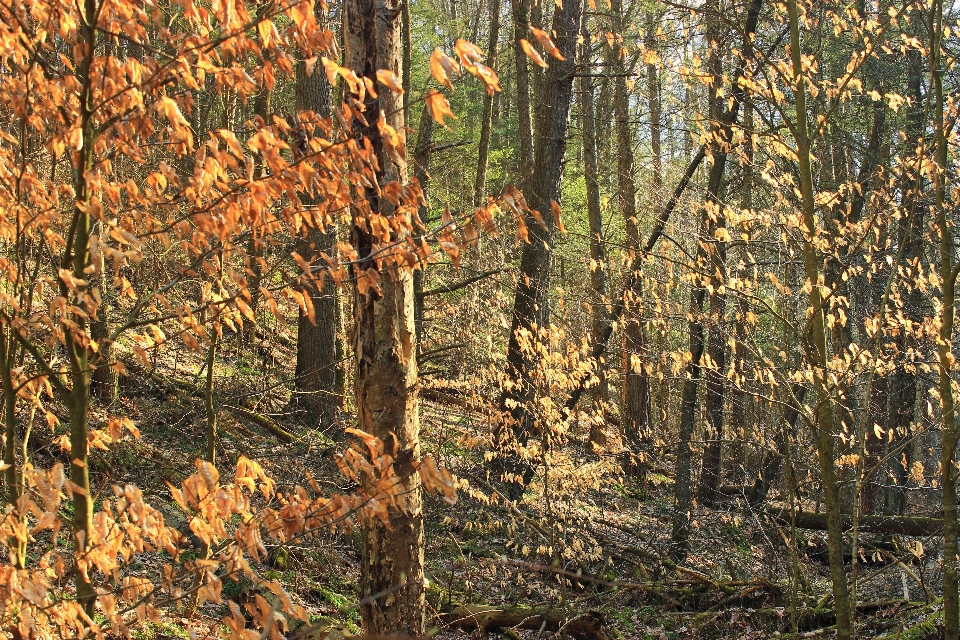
[{"left": 0, "top": 0, "right": 958, "bottom": 638}]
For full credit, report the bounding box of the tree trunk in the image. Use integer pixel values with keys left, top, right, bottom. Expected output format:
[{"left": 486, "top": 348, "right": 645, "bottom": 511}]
[
  {"left": 204, "top": 320, "right": 219, "bottom": 464},
  {"left": 611, "top": 0, "right": 651, "bottom": 462},
  {"left": 697, "top": 1, "right": 730, "bottom": 505},
  {"left": 495, "top": 0, "right": 584, "bottom": 501},
  {"left": 510, "top": 0, "right": 535, "bottom": 184},
  {"left": 473, "top": 0, "right": 501, "bottom": 206},
  {"left": 786, "top": 0, "right": 852, "bottom": 634},
  {"left": 884, "top": 45, "right": 925, "bottom": 518},
  {"left": 579, "top": 21, "right": 608, "bottom": 448},
  {"left": 90, "top": 285, "right": 117, "bottom": 403},
  {"left": 70, "top": 0, "right": 99, "bottom": 617},
  {"left": 670, "top": 214, "right": 709, "bottom": 563},
  {"left": 0, "top": 335, "right": 25, "bottom": 569},
  {"left": 646, "top": 11, "right": 662, "bottom": 202},
  {"left": 246, "top": 84, "right": 271, "bottom": 328},
  {"left": 343, "top": 1, "right": 424, "bottom": 635},
  {"left": 930, "top": 2, "right": 958, "bottom": 636},
  {"left": 412, "top": 102, "right": 435, "bottom": 349},
  {"left": 293, "top": 5, "right": 343, "bottom": 424}
]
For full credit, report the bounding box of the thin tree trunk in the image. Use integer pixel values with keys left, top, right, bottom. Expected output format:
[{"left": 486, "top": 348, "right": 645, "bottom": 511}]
[
  {"left": 204, "top": 319, "right": 219, "bottom": 464},
  {"left": 646, "top": 11, "right": 662, "bottom": 202},
  {"left": 473, "top": 0, "right": 501, "bottom": 206},
  {"left": 343, "top": 1, "right": 424, "bottom": 635},
  {"left": 510, "top": 0, "right": 535, "bottom": 184},
  {"left": 697, "top": 1, "right": 730, "bottom": 505},
  {"left": 611, "top": 0, "right": 651, "bottom": 462},
  {"left": 90, "top": 285, "right": 117, "bottom": 403},
  {"left": 672, "top": 0, "right": 736, "bottom": 530},
  {"left": 412, "top": 102, "right": 435, "bottom": 348},
  {"left": 728, "top": 100, "right": 754, "bottom": 485},
  {"left": 70, "top": 0, "right": 99, "bottom": 616},
  {"left": 931, "top": 1, "right": 958, "bottom": 636},
  {"left": 670, "top": 218, "right": 709, "bottom": 562},
  {"left": 786, "top": 0, "right": 852, "bottom": 634},
  {"left": 495, "top": 0, "right": 584, "bottom": 501},
  {"left": 579, "top": 22, "right": 608, "bottom": 448},
  {"left": 246, "top": 87, "right": 271, "bottom": 329}
]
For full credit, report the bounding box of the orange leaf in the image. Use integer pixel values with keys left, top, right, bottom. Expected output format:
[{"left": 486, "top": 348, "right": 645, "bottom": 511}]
[
  {"left": 425, "top": 90, "right": 457, "bottom": 128},
  {"left": 430, "top": 48, "right": 457, "bottom": 90},
  {"left": 474, "top": 62, "right": 501, "bottom": 94},
  {"left": 321, "top": 57, "right": 339, "bottom": 85},
  {"left": 376, "top": 69, "right": 405, "bottom": 94},
  {"left": 551, "top": 200, "right": 566, "bottom": 233},
  {"left": 531, "top": 27, "right": 565, "bottom": 60},
  {"left": 455, "top": 39, "right": 485, "bottom": 72},
  {"left": 521, "top": 39, "right": 549, "bottom": 68},
  {"left": 530, "top": 208, "right": 547, "bottom": 229}
]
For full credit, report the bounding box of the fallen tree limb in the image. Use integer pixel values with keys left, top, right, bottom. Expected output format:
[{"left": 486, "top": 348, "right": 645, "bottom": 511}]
[
  {"left": 445, "top": 605, "right": 609, "bottom": 640},
  {"left": 767, "top": 509, "right": 941, "bottom": 537},
  {"left": 227, "top": 406, "right": 297, "bottom": 443}
]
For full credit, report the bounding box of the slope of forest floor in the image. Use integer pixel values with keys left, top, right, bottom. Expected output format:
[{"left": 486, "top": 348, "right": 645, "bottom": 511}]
[{"left": 50, "top": 328, "right": 946, "bottom": 640}]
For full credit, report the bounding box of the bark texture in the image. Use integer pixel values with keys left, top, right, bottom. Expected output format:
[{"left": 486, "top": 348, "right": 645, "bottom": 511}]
[
  {"left": 343, "top": 1, "right": 424, "bottom": 636},
  {"left": 293, "top": 8, "right": 344, "bottom": 424}
]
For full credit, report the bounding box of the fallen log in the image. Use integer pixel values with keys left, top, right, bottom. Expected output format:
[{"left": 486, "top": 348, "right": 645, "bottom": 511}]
[
  {"left": 227, "top": 406, "right": 297, "bottom": 443},
  {"left": 445, "top": 605, "right": 609, "bottom": 640},
  {"left": 767, "top": 509, "right": 940, "bottom": 537}
]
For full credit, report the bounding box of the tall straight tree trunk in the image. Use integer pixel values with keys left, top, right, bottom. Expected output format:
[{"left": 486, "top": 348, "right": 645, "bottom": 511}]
[
  {"left": 343, "top": 1, "right": 424, "bottom": 636},
  {"left": 495, "top": 0, "right": 583, "bottom": 500},
  {"left": 671, "top": 216, "right": 709, "bottom": 562},
  {"left": 412, "top": 102, "right": 435, "bottom": 348},
  {"left": 786, "top": 0, "right": 852, "bottom": 634},
  {"left": 69, "top": 0, "right": 99, "bottom": 617},
  {"left": 246, "top": 26, "right": 272, "bottom": 326},
  {"left": 728, "top": 100, "right": 753, "bottom": 485},
  {"left": 885, "top": 45, "right": 925, "bottom": 517},
  {"left": 510, "top": 0, "right": 535, "bottom": 184},
  {"left": 293, "top": 5, "right": 343, "bottom": 424},
  {"left": 698, "top": 1, "right": 729, "bottom": 505},
  {"left": 474, "top": 0, "right": 501, "bottom": 206},
  {"left": 611, "top": 0, "right": 651, "bottom": 458},
  {"left": 579, "top": 22, "right": 608, "bottom": 447},
  {"left": 645, "top": 11, "right": 662, "bottom": 201},
  {"left": 930, "top": 1, "right": 959, "bottom": 636},
  {"left": 674, "top": 0, "right": 761, "bottom": 559}
]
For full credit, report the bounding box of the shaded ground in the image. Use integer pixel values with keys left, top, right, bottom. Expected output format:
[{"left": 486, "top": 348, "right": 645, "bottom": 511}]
[{"left": 28, "top": 326, "right": 943, "bottom": 640}]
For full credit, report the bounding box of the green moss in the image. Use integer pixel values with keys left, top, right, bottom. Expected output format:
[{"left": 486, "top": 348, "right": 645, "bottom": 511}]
[{"left": 133, "top": 621, "right": 189, "bottom": 639}]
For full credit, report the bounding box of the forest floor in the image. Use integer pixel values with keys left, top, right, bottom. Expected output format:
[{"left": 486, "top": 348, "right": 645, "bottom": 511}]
[{"left": 61, "top": 326, "right": 946, "bottom": 640}]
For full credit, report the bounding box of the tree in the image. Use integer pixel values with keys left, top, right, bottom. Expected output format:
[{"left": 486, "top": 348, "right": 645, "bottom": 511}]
[
  {"left": 495, "top": 0, "right": 585, "bottom": 500},
  {"left": 292, "top": 1, "right": 344, "bottom": 425},
  {"left": 342, "top": 0, "right": 425, "bottom": 634}
]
